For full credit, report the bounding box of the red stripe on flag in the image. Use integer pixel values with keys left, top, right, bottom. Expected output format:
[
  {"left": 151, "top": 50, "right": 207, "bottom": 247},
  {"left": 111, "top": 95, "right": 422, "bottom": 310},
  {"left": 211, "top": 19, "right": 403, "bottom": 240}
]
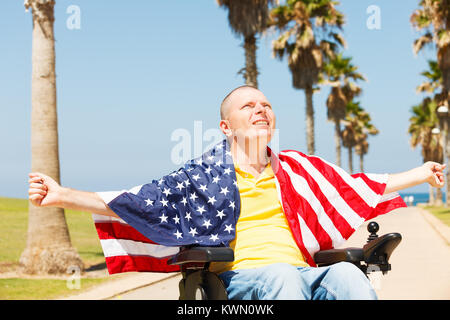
[
  {"left": 366, "top": 196, "right": 407, "bottom": 220},
  {"left": 271, "top": 152, "right": 317, "bottom": 267},
  {"left": 281, "top": 154, "right": 355, "bottom": 241},
  {"left": 95, "top": 221, "right": 156, "bottom": 244},
  {"left": 105, "top": 255, "right": 180, "bottom": 274},
  {"left": 283, "top": 150, "right": 383, "bottom": 221},
  {"left": 351, "top": 173, "right": 386, "bottom": 195}
]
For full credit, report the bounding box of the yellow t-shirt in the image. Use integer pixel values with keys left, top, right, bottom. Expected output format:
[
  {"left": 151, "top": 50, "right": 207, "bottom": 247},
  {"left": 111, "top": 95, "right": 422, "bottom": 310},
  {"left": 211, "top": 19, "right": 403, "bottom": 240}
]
[{"left": 209, "top": 162, "right": 309, "bottom": 274}]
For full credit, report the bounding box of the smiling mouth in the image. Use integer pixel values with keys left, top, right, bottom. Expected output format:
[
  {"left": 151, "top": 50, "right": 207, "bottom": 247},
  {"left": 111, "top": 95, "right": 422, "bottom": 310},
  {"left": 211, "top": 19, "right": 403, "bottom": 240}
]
[{"left": 252, "top": 120, "right": 270, "bottom": 126}]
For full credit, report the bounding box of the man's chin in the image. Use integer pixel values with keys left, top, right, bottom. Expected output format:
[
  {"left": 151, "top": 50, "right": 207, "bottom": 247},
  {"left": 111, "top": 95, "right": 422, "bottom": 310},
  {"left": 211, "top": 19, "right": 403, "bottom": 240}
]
[
  {"left": 246, "top": 130, "right": 273, "bottom": 144},
  {"left": 231, "top": 128, "right": 273, "bottom": 143}
]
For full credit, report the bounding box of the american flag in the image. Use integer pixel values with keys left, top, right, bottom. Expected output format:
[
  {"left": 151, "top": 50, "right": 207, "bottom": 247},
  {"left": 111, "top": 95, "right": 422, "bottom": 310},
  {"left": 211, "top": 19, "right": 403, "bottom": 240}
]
[{"left": 93, "top": 140, "right": 406, "bottom": 274}]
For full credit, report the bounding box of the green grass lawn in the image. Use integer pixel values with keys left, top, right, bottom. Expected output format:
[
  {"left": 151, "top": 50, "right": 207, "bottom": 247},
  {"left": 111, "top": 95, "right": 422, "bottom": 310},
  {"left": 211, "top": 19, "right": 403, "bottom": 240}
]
[
  {"left": 423, "top": 206, "right": 450, "bottom": 227},
  {"left": 0, "top": 196, "right": 113, "bottom": 300}
]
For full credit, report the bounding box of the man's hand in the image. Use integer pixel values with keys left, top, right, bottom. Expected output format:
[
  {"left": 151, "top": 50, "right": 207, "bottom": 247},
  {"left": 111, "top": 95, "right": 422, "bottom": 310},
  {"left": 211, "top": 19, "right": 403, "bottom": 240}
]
[
  {"left": 28, "top": 172, "right": 63, "bottom": 207},
  {"left": 422, "top": 161, "right": 446, "bottom": 188},
  {"left": 384, "top": 161, "right": 446, "bottom": 194},
  {"left": 28, "top": 172, "right": 119, "bottom": 218}
]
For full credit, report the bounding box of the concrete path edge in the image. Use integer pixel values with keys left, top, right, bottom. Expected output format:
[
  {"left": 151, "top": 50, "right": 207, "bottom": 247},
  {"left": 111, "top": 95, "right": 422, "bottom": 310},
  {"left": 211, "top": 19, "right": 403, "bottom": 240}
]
[
  {"left": 59, "top": 271, "right": 180, "bottom": 300},
  {"left": 418, "top": 207, "right": 450, "bottom": 246}
]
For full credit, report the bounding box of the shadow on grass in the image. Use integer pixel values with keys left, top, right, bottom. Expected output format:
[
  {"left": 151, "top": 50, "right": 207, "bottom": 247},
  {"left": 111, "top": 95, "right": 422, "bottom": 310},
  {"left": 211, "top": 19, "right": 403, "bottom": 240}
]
[{"left": 85, "top": 262, "right": 107, "bottom": 272}]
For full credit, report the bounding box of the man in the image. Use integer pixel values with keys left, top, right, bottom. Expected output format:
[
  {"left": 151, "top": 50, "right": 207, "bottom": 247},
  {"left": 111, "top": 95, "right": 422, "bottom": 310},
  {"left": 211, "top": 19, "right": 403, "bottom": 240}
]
[{"left": 28, "top": 85, "right": 445, "bottom": 300}]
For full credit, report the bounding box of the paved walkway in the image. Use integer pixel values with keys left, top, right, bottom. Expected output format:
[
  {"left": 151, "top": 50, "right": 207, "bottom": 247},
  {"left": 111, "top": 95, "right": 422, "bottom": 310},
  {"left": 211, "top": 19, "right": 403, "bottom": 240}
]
[{"left": 61, "top": 206, "right": 450, "bottom": 300}]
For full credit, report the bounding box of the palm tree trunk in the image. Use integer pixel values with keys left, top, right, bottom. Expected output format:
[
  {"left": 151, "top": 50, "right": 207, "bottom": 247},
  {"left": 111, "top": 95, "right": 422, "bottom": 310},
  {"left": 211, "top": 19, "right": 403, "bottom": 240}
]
[
  {"left": 446, "top": 124, "right": 450, "bottom": 207},
  {"left": 446, "top": 91, "right": 450, "bottom": 207},
  {"left": 348, "top": 146, "right": 353, "bottom": 174},
  {"left": 436, "top": 187, "right": 443, "bottom": 206},
  {"left": 243, "top": 34, "right": 258, "bottom": 88},
  {"left": 20, "top": 0, "right": 83, "bottom": 274},
  {"left": 334, "top": 118, "right": 341, "bottom": 167},
  {"left": 429, "top": 185, "right": 436, "bottom": 206},
  {"left": 359, "top": 153, "right": 364, "bottom": 172},
  {"left": 305, "top": 85, "right": 315, "bottom": 155}
]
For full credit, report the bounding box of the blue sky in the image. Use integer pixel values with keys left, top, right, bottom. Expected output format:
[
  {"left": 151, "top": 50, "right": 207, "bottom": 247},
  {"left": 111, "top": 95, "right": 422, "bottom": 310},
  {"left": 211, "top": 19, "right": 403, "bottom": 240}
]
[{"left": 0, "top": 0, "right": 438, "bottom": 198}]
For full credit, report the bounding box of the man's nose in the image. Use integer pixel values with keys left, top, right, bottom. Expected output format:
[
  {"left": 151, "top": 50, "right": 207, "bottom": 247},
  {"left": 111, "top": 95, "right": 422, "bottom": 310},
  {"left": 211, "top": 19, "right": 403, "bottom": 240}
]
[{"left": 254, "top": 103, "right": 266, "bottom": 115}]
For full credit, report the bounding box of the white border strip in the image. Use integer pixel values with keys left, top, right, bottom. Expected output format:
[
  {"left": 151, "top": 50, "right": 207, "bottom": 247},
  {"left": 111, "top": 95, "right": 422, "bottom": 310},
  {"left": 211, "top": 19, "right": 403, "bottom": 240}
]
[
  {"left": 100, "top": 238, "right": 179, "bottom": 258},
  {"left": 92, "top": 213, "right": 127, "bottom": 225}
]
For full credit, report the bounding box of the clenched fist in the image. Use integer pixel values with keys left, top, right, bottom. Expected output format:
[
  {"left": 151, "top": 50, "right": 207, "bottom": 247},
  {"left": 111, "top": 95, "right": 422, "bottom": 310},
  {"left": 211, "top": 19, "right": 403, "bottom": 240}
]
[{"left": 28, "top": 172, "right": 63, "bottom": 207}]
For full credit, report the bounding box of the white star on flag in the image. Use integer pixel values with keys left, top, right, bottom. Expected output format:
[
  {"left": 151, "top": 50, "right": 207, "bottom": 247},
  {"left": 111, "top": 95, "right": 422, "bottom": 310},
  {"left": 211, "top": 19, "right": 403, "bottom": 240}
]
[
  {"left": 216, "top": 210, "right": 226, "bottom": 219},
  {"left": 208, "top": 196, "right": 217, "bottom": 205},
  {"left": 202, "top": 219, "right": 212, "bottom": 229},
  {"left": 159, "top": 213, "right": 168, "bottom": 223},
  {"left": 189, "top": 227, "right": 198, "bottom": 237},
  {"left": 220, "top": 187, "right": 229, "bottom": 196},
  {"left": 174, "top": 230, "right": 183, "bottom": 239},
  {"left": 197, "top": 205, "right": 206, "bottom": 215},
  {"left": 224, "top": 224, "right": 234, "bottom": 234},
  {"left": 176, "top": 182, "right": 185, "bottom": 191},
  {"left": 190, "top": 192, "right": 198, "bottom": 202}
]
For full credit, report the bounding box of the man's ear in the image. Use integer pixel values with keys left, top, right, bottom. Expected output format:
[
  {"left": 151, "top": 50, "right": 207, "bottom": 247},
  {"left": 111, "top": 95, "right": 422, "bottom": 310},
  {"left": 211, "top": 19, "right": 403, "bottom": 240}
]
[{"left": 219, "top": 119, "right": 232, "bottom": 137}]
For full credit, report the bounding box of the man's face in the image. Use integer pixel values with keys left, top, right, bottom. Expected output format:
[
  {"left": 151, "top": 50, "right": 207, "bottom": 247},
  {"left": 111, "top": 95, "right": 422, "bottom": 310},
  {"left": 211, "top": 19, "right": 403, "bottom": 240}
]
[{"left": 220, "top": 88, "right": 276, "bottom": 143}]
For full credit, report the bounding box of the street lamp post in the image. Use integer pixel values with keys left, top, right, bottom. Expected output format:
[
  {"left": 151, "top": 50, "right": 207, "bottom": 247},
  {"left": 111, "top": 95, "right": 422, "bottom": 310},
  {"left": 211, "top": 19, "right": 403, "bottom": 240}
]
[{"left": 437, "top": 104, "right": 449, "bottom": 206}]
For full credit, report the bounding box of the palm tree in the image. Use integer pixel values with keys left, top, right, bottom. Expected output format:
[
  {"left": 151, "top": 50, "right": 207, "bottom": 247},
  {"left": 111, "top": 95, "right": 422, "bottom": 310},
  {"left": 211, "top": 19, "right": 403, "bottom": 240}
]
[
  {"left": 353, "top": 111, "right": 378, "bottom": 173},
  {"left": 415, "top": 60, "right": 446, "bottom": 204},
  {"left": 408, "top": 97, "right": 443, "bottom": 204},
  {"left": 321, "top": 53, "right": 365, "bottom": 166},
  {"left": 411, "top": 0, "right": 450, "bottom": 96},
  {"left": 216, "top": 0, "right": 276, "bottom": 87},
  {"left": 342, "top": 101, "right": 378, "bottom": 174},
  {"left": 355, "top": 137, "right": 369, "bottom": 172},
  {"left": 21, "top": 0, "right": 83, "bottom": 274},
  {"left": 270, "top": 0, "right": 345, "bottom": 155},
  {"left": 341, "top": 114, "right": 358, "bottom": 174},
  {"left": 417, "top": 59, "right": 448, "bottom": 111},
  {"left": 412, "top": 0, "right": 450, "bottom": 205},
  {"left": 417, "top": 60, "right": 443, "bottom": 95}
]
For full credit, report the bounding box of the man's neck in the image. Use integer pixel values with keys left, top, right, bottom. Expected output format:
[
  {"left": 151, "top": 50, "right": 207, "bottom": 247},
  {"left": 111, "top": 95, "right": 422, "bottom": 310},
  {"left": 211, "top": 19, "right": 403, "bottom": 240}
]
[{"left": 229, "top": 137, "right": 270, "bottom": 177}]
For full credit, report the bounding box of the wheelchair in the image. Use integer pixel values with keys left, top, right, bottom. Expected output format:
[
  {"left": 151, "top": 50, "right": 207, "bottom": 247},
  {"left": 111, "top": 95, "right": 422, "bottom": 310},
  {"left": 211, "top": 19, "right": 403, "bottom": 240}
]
[{"left": 167, "top": 221, "right": 402, "bottom": 300}]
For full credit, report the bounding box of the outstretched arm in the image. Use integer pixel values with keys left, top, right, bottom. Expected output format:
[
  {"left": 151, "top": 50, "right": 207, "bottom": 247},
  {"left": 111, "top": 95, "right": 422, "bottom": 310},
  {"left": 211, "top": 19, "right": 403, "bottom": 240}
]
[
  {"left": 28, "top": 172, "right": 119, "bottom": 218},
  {"left": 384, "top": 161, "right": 446, "bottom": 194}
]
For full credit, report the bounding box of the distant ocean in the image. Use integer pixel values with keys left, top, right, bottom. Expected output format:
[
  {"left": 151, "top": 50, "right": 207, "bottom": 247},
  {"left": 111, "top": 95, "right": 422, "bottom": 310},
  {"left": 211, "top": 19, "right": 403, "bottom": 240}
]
[{"left": 398, "top": 192, "right": 445, "bottom": 206}]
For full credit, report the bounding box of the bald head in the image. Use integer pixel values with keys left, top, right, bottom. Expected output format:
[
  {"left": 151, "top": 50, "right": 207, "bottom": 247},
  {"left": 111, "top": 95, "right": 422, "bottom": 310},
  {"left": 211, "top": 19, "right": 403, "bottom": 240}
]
[
  {"left": 220, "top": 85, "right": 260, "bottom": 120},
  {"left": 218, "top": 84, "right": 276, "bottom": 154}
]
